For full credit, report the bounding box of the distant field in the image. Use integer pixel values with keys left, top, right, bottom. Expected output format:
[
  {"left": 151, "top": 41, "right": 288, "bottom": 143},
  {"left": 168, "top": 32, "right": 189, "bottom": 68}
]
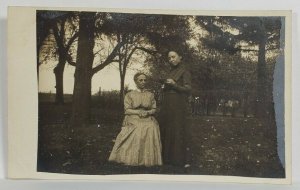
[{"left": 39, "top": 93, "right": 73, "bottom": 103}]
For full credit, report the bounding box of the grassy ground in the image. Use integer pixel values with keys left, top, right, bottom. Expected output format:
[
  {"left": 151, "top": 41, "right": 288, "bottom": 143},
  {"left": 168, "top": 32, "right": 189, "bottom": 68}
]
[{"left": 37, "top": 103, "right": 285, "bottom": 177}]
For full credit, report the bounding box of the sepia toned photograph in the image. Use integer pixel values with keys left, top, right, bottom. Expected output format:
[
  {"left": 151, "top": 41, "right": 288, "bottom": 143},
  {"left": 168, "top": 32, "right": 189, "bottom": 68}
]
[
  {"left": 36, "top": 9, "right": 288, "bottom": 178},
  {"left": 7, "top": 7, "right": 292, "bottom": 184}
]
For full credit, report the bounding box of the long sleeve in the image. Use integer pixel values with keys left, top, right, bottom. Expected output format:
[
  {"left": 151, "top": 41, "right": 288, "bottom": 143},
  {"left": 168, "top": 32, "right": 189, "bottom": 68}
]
[
  {"left": 147, "top": 93, "right": 157, "bottom": 115},
  {"left": 172, "top": 70, "right": 192, "bottom": 93},
  {"left": 124, "top": 93, "right": 139, "bottom": 115}
]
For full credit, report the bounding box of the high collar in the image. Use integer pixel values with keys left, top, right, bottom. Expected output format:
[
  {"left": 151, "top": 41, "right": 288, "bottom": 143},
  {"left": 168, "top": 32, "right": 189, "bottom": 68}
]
[
  {"left": 170, "top": 62, "right": 184, "bottom": 70},
  {"left": 136, "top": 88, "right": 147, "bottom": 93}
]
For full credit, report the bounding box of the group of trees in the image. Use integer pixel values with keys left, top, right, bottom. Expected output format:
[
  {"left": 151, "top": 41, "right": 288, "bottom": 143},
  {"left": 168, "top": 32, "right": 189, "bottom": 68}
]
[
  {"left": 194, "top": 16, "right": 282, "bottom": 117},
  {"left": 37, "top": 11, "right": 283, "bottom": 127}
]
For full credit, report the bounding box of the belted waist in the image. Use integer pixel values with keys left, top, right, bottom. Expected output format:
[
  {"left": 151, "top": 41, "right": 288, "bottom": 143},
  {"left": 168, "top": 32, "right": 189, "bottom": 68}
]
[
  {"left": 164, "top": 90, "right": 179, "bottom": 94},
  {"left": 135, "top": 107, "right": 150, "bottom": 110},
  {"left": 163, "top": 88, "right": 184, "bottom": 94}
]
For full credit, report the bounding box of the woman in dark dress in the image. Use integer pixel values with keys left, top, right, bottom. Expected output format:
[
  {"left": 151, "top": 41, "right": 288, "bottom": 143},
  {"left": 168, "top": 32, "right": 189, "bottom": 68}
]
[{"left": 159, "top": 50, "right": 192, "bottom": 167}]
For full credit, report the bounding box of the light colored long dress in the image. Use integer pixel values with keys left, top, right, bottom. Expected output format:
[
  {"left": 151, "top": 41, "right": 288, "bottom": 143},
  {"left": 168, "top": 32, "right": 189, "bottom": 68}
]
[{"left": 108, "top": 90, "right": 162, "bottom": 166}]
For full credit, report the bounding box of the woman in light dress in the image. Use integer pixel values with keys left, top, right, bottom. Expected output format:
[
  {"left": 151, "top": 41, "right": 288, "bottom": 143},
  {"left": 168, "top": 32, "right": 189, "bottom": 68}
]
[{"left": 108, "top": 72, "right": 162, "bottom": 166}]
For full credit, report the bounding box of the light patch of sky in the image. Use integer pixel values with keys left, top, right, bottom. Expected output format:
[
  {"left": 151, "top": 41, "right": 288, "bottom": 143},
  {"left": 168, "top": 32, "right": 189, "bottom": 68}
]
[
  {"left": 39, "top": 29, "right": 151, "bottom": 94},
  {"left": 186, "top": 16, "right": 206, "bottom": 51},
  {"left": 91, "top": 58, "right": 146, "bottom": 95},
  {"left": 38, "top": 51, "right": 147, "bottom": 94}
]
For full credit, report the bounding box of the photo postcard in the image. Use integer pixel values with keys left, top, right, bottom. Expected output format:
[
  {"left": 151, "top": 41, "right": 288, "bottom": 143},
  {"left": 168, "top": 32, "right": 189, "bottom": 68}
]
[{"left": 7, "top": 7, "right": 292, "bottom": 184}]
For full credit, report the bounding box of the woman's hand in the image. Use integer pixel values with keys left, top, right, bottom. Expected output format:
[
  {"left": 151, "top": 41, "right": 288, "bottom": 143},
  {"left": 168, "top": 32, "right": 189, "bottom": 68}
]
[
  {"left": 139, "top": 110, "right": 148, "bottom": 118},
  {"left": 165, "top": 78, "right": 176, "bottom": 86}
]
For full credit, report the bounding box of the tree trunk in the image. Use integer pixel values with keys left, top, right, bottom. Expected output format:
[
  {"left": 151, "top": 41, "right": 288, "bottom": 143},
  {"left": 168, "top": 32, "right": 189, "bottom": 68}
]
[
  {"left": 54, "top": 56, "right": 66, "bottom": 104},
  {"left": 255, "top": 33, "right": 268, "bottom": 117},
  {"left": 119, "top": 61, "right": 128, "bottom": 110},
  {"left": 119, "top": 74, "right": 125, "bottom": 108},
  {"left": 70, "top": 12, "right": 95, "bottom": 128}
]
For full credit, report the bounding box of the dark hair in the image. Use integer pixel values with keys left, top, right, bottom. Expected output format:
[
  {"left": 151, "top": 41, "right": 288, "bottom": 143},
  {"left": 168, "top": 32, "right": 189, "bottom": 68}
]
[
  {"left": 168, "top": 50, "right": 182, "bottom": 57},
  {"left": 133, "top": 72, "right": 147, "bottom": 83},
  {"left": 167, "top": 49, "right": 185, "bottom": 61}
]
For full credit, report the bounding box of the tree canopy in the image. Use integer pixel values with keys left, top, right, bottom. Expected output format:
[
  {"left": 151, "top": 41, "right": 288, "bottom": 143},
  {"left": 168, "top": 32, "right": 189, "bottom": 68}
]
[{"left": 37, "top": 11, "right": 284, "bottom": 121}]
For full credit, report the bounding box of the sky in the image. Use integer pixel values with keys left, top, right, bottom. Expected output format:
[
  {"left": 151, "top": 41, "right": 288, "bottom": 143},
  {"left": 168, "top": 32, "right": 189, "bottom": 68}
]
[
  {"left": 38, "top": 60, "right": 145, "bottom": 94},
  {"left": 38, "top": 24, "right": 150, "bottom": 94}
]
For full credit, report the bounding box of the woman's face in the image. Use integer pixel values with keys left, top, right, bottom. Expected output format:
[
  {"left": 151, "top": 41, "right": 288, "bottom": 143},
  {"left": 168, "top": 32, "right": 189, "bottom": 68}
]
[
  {"left": 168, "top": 51, "right": 182, "bottom": 67},
  {"left": 135, "top": 74, "right": 147, "bottom": 90}
]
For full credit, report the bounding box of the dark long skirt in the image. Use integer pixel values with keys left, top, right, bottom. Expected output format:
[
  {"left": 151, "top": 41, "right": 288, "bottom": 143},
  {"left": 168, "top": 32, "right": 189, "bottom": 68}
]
[{"left": 159, "top": 92, "right": 188, "bottom": 166}]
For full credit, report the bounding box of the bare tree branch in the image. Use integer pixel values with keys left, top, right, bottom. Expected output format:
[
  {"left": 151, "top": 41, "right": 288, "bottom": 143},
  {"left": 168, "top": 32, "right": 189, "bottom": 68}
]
[
  {"left": 135, "top": 46, "right": 158, "bottom": 55},
  {"left": 92, "top": 41, "right": 125, "bottom": 75},
  {"left": 93, "top": 47, "right": 105, "bottom": 56},
  {"left": 126, "top": 46, "right": 138, "bottom": 64},
  {"left": 52, "top": 22, "right": 64, "bottom": 50},
  {"left": 60, "top": 18, "right": 66, "bottom": 46},
  {"left": 66, "top": 32, "right": 79, "bottom": 51},
  {"left": 237, "top": 46, "right": 278, "bottom": 52},
  {"left": 66, "top": 54, "right": 76, "bottom": 66}
]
